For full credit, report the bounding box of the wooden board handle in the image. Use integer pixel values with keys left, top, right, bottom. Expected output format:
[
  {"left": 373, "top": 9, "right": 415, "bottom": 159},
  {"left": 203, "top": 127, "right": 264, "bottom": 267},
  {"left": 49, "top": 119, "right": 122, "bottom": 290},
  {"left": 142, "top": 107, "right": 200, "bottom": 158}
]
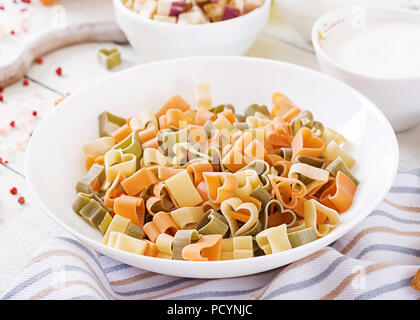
[{"left": 0, "top": 21, "right": 128, "bottom": 87}]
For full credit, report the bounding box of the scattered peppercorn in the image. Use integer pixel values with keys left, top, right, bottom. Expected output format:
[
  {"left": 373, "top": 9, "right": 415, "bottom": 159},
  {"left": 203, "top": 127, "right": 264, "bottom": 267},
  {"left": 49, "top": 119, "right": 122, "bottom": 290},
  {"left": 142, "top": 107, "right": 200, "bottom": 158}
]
[
  {"left": 10, "top": 30, "right": 15, "bottom": 35},
  {"left": 18, "top": 196, "right": 25, "bottom": 205},
  {"left": 0, "top": 6, "right": 4, "bottom": 10},
  {"left": 22, "top": 0, "right": 31, "bottom": 3},
  {"left": 36, "top": 57, "right": 43, "bottom": 64},
  {"left": 0, "top": 86, "right": 3, "bottom": 93},
  {"left": 22, "top": 78, "right": 29, "bottom": 86},
  {"left": 32, "top": 111, "right": 37, "bottom": 116},
  {"left": 0, "top": 95, "right": 3, "bottom": 102},
  {"left": 55, "top": 67, "right": 62, "bottom": 76},
  {"left": 10, "top": 187, "right": 18, "bottom": 195},
  {"left": 4, "top": 160, "right": 8, "bottom": 164}
]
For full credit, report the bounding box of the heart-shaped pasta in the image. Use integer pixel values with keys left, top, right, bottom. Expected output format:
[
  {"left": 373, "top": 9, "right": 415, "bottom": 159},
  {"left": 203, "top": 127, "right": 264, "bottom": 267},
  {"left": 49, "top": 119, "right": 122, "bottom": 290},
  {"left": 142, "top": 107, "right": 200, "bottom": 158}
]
[
  {"left": 220, "top": 197, "right": 259, "bottom": 236},
  {"left": 291, "top": 127, "right": 325, "bottom": 160},
  {"left": 104, "top": 149, "right": 137, "bottom": 188}
]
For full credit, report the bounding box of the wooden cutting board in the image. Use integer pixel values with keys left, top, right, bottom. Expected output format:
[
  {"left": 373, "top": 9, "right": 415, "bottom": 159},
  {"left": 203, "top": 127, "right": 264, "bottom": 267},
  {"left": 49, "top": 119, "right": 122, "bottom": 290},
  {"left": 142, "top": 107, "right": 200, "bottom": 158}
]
[{"left": 0, "top": 0, "right": 127, "bottom": 87}]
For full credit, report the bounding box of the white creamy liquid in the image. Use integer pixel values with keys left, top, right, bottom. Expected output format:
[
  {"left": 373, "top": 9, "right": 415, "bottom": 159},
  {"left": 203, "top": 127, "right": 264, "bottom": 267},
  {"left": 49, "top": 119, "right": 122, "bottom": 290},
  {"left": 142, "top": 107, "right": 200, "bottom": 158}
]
[{"left": 322, "top": 18, "right": 420, "bottom": 79}]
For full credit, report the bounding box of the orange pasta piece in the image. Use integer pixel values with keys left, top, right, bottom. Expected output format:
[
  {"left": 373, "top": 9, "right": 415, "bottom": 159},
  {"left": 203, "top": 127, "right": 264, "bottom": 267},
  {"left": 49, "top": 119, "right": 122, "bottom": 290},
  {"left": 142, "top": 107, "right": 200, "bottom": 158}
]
[
  {"left": 271, "top": 92, "right": 296, "bottom": 118},
  {"left": 265, "top": 117, "right": 293, "bottom": 148},
  {"left": 293, "top": 197, "right": 306, "bottom": 219},
  {"left": 218, "top": 109, "right": 235, "bottom": 124},
  {"left": 113, "top": 195, "right": 145, "bottom": 227},
  {"left": 112, "top": 124, "right": 132, "bottom": 144},
  {"left": 145, "top": 240, "right": 159, "bottom": 257},
  {"left": 164, "top": 108, "right": 192, "bottom": 129},
  {"left": 222, "top": 148, "right": 251, "bottom": 172},
  {"left": 85, "top": 155, "right": 105, "bottom": 171},
  {"left": 85, "top": 155, "right": 95, "bottom": 171},
  {"left": 142, "top": 137, "right": 159, "bottom": 149},
  {"left": 196, "top": 181, "right": 209, "bottom": 202},
  {"left": 143, "top": 211, "right": 179, "bottom": 242},
  {"left": 243, "top": 138, "right": 267, "bottom": 160},
  {"left": 203, "top": 172, "right": 238, "bottom": 203},
  {"left": 269, "top": 175, "right": 307, "bottom": 209},
  {"left": 195, "top": 108, "right": 217, "bottom": 126},
  {"left": 241, "top": 195, "right": 262, "bottom": 212},
  {"left": 156, "top": 94, "right": 191, "bottom": 118},
  {"left": 104, "top": 172, "right": 126, "bottom": 211},
  {"left": 291, "top": 127, "right": 325, "bottom": 160},
  {"left": 230, "top": 211, "right": 250, "bottom": 223},
  {"left": 320, "top": 171, "right": 357, "bottom": 213},
  {"left": 138, "top": 126, "right": 158, "bottom": 144},
  {"left": 143, "top": 222, "right": 161, "bottom": 243},
  {"left": 159, "top": 115, "right": 169, "bottom": 130},
  {"left": 182, "top": 234, "right": 222, "bottom": 261},
  {"left": 121, "top": 167, "right": 159, "bottom": 196},
  {"left": 187, "top": 161, "right": 213, "bottom": 185},
  {"left": 157, "top": 167, "right": 184, "bottom": 180},
  {"left": 281, "top": 107, "right": 301, "bottom": 123}
]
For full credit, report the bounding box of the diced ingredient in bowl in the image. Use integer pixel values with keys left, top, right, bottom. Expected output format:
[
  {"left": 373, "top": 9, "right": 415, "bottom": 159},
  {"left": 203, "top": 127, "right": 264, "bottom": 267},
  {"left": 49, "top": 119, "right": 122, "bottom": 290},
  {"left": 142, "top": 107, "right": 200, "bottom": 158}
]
[{"left": 122, "top": 0, "right": 265, "bottom": 24}]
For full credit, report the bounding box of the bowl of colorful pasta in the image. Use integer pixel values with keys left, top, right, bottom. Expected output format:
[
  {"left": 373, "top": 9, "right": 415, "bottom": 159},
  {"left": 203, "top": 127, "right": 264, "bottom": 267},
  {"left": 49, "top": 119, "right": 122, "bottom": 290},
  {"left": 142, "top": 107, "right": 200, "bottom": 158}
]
[{"left": 26, "top": 56, "right": 398, "bottom": 278}]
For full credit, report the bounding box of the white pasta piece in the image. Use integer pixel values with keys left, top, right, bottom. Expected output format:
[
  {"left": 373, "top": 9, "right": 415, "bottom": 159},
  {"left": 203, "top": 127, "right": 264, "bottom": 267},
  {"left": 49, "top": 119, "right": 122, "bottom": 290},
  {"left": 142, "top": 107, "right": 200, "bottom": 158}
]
[{"left": 195, "top": 82, "right": 212, "bottom": 109}]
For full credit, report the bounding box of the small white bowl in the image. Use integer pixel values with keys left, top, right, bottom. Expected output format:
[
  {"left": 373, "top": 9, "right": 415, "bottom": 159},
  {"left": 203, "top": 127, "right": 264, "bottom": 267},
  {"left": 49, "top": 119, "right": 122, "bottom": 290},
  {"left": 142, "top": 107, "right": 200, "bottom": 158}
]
[
  {"left": 274, "top": 0, "right": 409, "bottom": 41},
  {"left": 312, "top": 8, "right": 420, "bottom": 132},
  {"left": 113, "top": 0, "right": 270, "bottom": 61},
  {"left": 26, "top": 56, "right": 398, "bottom": 278}
]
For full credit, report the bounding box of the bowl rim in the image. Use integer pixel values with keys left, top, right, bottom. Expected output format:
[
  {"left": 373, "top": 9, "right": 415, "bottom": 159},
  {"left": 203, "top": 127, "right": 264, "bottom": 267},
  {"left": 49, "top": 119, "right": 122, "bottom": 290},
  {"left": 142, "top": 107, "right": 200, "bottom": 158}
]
[
  {"left": 312, "top": 7, "right": 420, "bottom": 82},
  {"left": 25, "top": 56, "right": 399, "bottom": 274},
  {"left": 113, "top": 0, "right": 270, "bottom": 29}
]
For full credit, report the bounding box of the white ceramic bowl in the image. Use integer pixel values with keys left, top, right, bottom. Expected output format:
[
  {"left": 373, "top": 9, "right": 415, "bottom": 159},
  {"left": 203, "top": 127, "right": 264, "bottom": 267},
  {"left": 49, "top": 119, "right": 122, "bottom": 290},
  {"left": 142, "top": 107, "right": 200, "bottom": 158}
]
[
  {"left": 113, "top": 0, "right": 270, "bottom": 61},
  {"left": 312, "top": 8, "right": 420, "bottom": 132},
  {"left": 274, "top": 0, "right": 409, "bottom": 41},
  {"left": 26, "top": 56, "right": 398, "bottom": 278}
]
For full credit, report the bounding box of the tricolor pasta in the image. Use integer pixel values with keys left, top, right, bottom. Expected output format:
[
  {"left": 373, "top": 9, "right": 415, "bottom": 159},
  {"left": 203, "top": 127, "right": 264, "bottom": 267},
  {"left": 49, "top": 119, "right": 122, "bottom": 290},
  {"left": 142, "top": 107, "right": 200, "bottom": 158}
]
[{"left": 73, "top": 83, "right": 359, "bottom": 261}]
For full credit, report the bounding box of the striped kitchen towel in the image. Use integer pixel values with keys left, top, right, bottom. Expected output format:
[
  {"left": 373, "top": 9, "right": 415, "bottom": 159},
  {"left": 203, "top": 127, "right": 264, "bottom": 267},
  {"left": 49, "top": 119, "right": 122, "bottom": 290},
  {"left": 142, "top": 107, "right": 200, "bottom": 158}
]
[{"left": 2, "top": 170, "right": 420, "bottom": 300}]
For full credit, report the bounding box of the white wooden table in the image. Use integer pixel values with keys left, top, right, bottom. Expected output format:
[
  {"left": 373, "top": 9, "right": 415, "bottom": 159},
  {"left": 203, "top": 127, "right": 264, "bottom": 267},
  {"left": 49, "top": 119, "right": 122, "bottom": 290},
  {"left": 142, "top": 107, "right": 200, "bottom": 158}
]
[{"left": 1, "top": 10, "right": 419, "bottom": 295}]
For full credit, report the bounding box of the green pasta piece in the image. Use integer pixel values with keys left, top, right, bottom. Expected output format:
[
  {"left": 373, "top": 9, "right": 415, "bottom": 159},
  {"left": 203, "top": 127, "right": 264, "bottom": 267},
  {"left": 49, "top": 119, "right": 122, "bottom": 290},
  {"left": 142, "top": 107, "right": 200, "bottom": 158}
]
[
  {"left": 265, "top": 199, "right": 297, "bottom": 227},
  {"left": 98, "top": 48, "right": 121, "bottom": 70},
  {"left": 173, "top": 229, "right": 200, "bottom": 260},
  {"left": 252, "top": 238, "right": 265, "bottom": 257},
  {"left": 210, "top": 104, "right": 235, "bottom": 114},
  {"left": 126, "top": 223, "right": 145, "bottom": 240},
  {"left": 75, "top": 164, "right": 105, "bottom": 194},
  {"left": 79, "top": 198, "right": 108, "bottom": 228},
  {"left": 234, "top": 114, "right": 246, "bottom": 123},
  {"left": 234, "top": 122, "right": 249, "bottom": 130},
  {"left": 296, "top": 173, "right": 315, "bottom": 186},
  {"left": 250, "top": 186, "right": 273, "bottom": 211},
  {"left": 290, "top": 110, "right": 324, "bottom": 137},
  {"left": 72, "top": 193, "right": 109, "bottom": 231},
  {"left": 326, "top": 157, "right": 359, "bottom": 185},
  {"left": 294, "top": 155, "right": 325, "bottom": 169},
  {"left": 72, "top": 193, "right": 92, "bottom": 215},
  {"left": 279, "top": 147, "right": 293, "bottom": 161},
  {"left": 196, "top": 209, "right": 229, "bottom": 236},
  {"left": 287, "top": 227, "right": 317, "bottom": 248},
  {"left": 241, "top": 219, "right": 263, "bottom": 237},
  {"left": 244, "top": 104, "right": 270, "bottom": 118},
  {"left": 98, "top": 111, "right": 126, "bottom": 137},
  {"left": 113, "top": 131, "right": 143, "bottom": 159},
  {"left": 98, "top": 213, "right": 112, "bottom": 234}
]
